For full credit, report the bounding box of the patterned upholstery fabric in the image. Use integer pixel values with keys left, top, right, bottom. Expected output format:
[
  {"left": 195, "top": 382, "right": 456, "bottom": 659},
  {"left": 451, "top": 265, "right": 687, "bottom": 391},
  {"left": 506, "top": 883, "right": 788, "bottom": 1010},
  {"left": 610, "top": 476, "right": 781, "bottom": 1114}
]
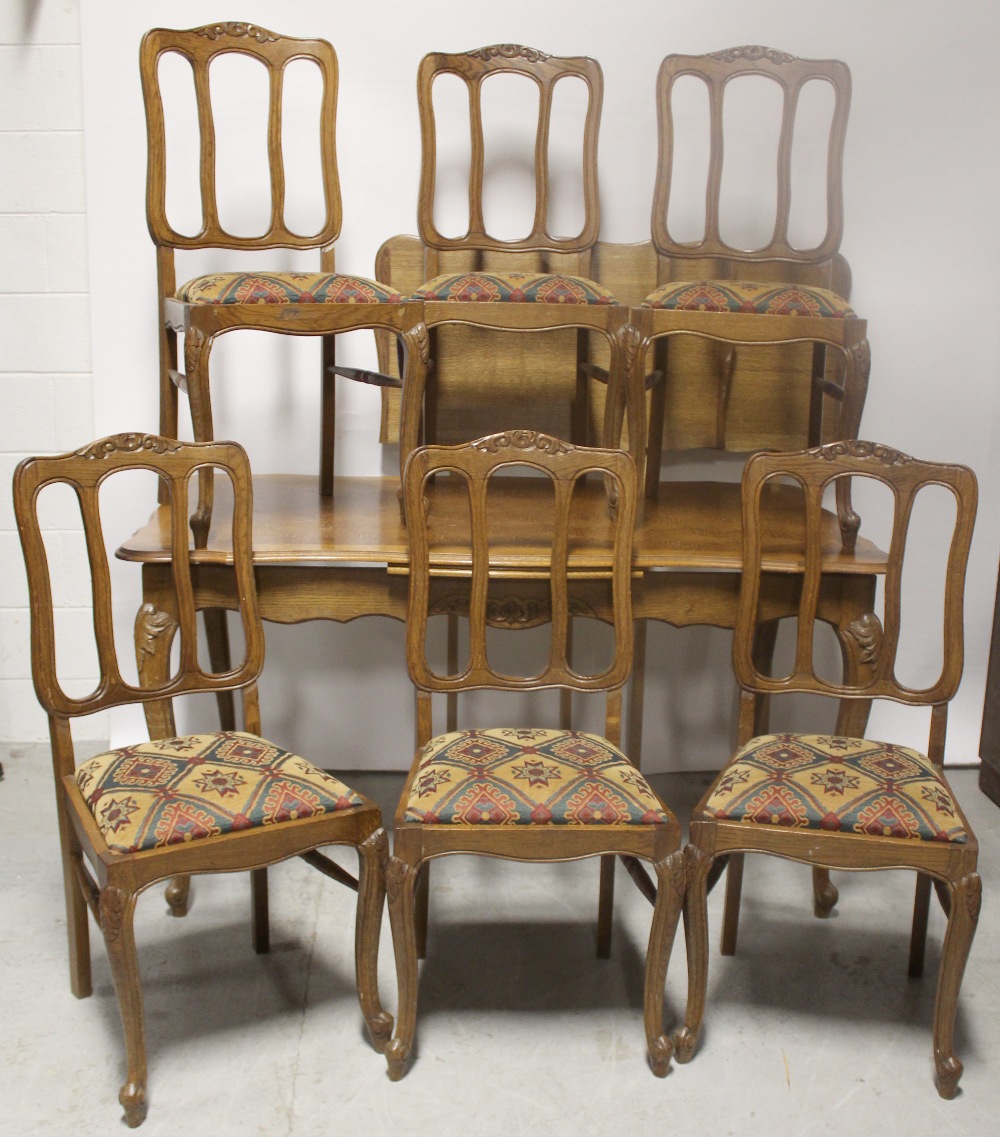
[
  {"left": 703, "top": 733, "right": 967, "bottom": 843},
  {"left": 176, "top": 272, "right": 403, "bottom": 305},
  {"left": 75, "top": 731, "right": 364, "bottom": 854},
  {"left": 404, "top": 727, "right": 669, "bottom": 826},
  {"left": 642, "top": 280, "right": 854, "bottom": 318},
  {"left": 413, "top": 272, "right": 618, "bottom": 306}
]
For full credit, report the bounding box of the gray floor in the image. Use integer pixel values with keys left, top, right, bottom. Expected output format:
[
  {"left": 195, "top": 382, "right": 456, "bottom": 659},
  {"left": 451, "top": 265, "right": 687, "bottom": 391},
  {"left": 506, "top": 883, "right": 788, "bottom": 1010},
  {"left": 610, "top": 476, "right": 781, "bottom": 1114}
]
[{"left": 1, "top": 744, "right": 996, "bottom": 1137}]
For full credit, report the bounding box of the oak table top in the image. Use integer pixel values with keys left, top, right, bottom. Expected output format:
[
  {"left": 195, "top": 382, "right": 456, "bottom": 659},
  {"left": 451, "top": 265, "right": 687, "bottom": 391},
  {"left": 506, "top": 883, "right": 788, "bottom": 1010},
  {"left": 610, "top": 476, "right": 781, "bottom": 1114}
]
[{"left": 117, "top": 474, "right": 888, "bottom": 576}]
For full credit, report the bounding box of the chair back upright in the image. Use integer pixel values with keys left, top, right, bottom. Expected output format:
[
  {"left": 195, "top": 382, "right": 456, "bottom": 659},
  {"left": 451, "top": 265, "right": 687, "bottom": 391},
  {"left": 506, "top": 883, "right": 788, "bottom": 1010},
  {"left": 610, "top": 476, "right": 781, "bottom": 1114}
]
[
  {"left": 417, "top": 45, "right": 603, "bottom": 266},
  {"left": 403, "top": 431, "right": 637, "bottom": 743},
  {"left": 141, "top": 23, "right": 341, "bottom": 257},
  {"left": 734, "top": 441, "right": 978, "bottom": 754},
  {"left": 652, "top": 46, "right": 851, "bottom": 273},
  {"left": 14, "top": 435, "right": 264, "bottom": 775}
]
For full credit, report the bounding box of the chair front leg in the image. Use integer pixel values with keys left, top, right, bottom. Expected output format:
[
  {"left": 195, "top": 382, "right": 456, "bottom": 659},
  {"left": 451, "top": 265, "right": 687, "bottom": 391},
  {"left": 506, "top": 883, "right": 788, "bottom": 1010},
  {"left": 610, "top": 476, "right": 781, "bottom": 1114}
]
[
  {"left": 385, "top": 853, "right": 422, "bottom": 1080},
  {"left": 100, "top": 885, "right": 147, "bottom": 1127},
  {"left": 644, "top": 850, "right": 685, "bottom": 1076},
  {"left": 673, "top": 843, "right": 714, "bottom": 1063},
  {"left": 356, "top": 829, "right": 393, "bottom": 1052},
  {"left": 933, "top": 871, "right": 981, "bottom": 1099}
]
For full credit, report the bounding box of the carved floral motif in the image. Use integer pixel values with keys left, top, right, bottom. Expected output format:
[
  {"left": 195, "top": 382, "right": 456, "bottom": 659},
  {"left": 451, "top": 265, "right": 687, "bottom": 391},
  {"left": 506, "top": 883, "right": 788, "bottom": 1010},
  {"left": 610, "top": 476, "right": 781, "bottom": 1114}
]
[
  {"left": 843, "top": 612, "right": 883, "bottom": 668},
  {"left": 466, "top": 44, "right": 550, "bottom": 63},
  {"left": 195, "top": 23, "right": 280, "bottom": 44},
  {"left": 385, "top": 856, "right": 414, "bottom": 900},
  {"left": 99, "top": 886, "right": 129, "bottom": 943},
  {"left": 812, "top": 440, "right": 913, "bottom": 466},
  {"left": 76, "top": 434, "right": 184, "bottom": 461},
  {"left": 404, "top": 321, "right": 431, "bottom": 366},
  {"left": 708, "top": 46, "right": 796, "bottom": 65},
  {"left": 963, "top": 873, "right": 983, "bottom": 923},
  {"left": 429, "top": 593, "right": 598, "bottom": 626},
  {"left": 361, "top": 827, "right": 389, "bottom": 863},
  {"left": 134, "top": 603, "right": 179, "bottom": 668},
  {"left": 472, "top": 430, "right": 572, "bottom": 456}
]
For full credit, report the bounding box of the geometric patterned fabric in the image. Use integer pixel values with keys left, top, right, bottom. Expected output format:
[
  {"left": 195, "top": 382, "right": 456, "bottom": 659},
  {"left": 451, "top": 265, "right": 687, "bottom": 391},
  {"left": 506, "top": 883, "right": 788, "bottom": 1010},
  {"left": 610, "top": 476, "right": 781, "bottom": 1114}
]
[
  {"left": 642, "top": 280, "right": 854, "bottom": 318},
  {"left": 412, "top": 272, "right": 619, "bottom": 306},
  {"left": 74, "top": 732, "right": 364, "bottom": 854},
  {"left": 404, "top": 727, "right": 670, "bottom": 826},
  {"left": 176, "top": 272, "right": 403, "bottom": 305},
  {"left": 703, "top": 733, "right": 967, "bottom": 843}
]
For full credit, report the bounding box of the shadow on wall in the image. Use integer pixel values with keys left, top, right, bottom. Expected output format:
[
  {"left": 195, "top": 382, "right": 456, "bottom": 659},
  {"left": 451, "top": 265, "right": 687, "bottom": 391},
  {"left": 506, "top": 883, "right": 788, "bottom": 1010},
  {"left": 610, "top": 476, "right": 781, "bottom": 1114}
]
[{"left": 18, "top": 1, "right": 43, "bottom": 38}]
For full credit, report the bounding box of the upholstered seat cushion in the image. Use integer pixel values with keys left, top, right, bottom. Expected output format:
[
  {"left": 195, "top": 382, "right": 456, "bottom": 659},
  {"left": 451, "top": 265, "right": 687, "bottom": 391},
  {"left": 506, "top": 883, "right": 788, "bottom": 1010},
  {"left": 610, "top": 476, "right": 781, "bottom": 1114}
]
[
  {"left": 703, "top": 733, "right": 967, "bottom": 843},
  {"left": 412, "top": 272, "right": 618, "bottom": 305},
  {"left": 74, "top": 731, "right": 364, "bottom": 854},
  {"left": 176, "top": 272, "right": 403, "bottom": 305},
  {"left": 642, "top": 280, "right": 854, "bottom": 318},
  {"left": 404, "top": 727, "right": 668, "bottom": 826}
]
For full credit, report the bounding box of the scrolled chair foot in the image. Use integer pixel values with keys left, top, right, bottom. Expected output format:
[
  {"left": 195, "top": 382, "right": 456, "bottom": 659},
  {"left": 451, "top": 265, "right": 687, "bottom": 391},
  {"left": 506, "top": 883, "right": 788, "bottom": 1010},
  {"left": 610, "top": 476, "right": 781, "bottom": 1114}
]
[
  {"left": 813, "top": 873, "right": 839, "bottom": 919},
  {"left": 367, "top": 1010, "right": 394, "bottom": 1054},
  {"left": 385, "top": 1038, "right": 412, "bottom": 1082},
  {"left": 164, "top": 876, "right": 190, "bottom": 918},
  {"left": 119, "top": 1081, "right": 148, "bottom": 1128},
  {"left": 648, "top": 1034, "right": 673, "bottom": 1078},
  {"left": 671, "top": 1025, "right": 699, "bottom": 1064},
  {"left": 935, "top": 1055, "right": 963, "bottom": 1100}
]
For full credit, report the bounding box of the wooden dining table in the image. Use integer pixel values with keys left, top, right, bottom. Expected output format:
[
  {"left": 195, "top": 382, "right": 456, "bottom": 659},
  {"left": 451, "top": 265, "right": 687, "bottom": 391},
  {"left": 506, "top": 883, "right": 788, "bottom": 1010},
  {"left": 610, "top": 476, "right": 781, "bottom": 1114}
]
[{"left": 118, "top": 471, "right": 888, "bottom": 758}]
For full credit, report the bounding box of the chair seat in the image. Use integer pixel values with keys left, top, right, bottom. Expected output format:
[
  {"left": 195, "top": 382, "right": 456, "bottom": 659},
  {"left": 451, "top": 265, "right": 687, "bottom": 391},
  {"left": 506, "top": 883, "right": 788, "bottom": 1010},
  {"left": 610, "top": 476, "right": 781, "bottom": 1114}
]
[
  {"left": 702, "top": 733, "right": 967, "bottom": 843},
  {"left": 175, "top": 271, "right": 403, "bottom": 305},
  {"left": 412, "top": 272, "right": 618, "bottom": 306},
  {"left": 642, "top": 280, "right": 854, "bottom": 318},
  {"left": 74, "top": 731, "right": 364, "bottom": 854},
  {"left": 404, "top": 727, "right": 668, "bottom": 825}
]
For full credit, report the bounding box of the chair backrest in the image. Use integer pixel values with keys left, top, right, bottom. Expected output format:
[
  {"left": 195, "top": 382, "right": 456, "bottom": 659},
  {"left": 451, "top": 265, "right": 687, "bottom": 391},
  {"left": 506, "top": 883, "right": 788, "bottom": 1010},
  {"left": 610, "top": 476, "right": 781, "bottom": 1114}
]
[
  {"left": 734, "top": 441, "right": 977, "bottom": 711},
  {"left": 403, "top": 431, "right": 636, "bottom": 703},
  {"left": 14, "top": 435, "right": 264, "bottom": 721},
  {"left": 652, "top": 46, "right": 850, "bottom": 267},
  {"left": 141, "top": 23, "right": 341, "bottom": 252},
  {"left": 416, "top": 46, "right": 603, "bottom": 258}
]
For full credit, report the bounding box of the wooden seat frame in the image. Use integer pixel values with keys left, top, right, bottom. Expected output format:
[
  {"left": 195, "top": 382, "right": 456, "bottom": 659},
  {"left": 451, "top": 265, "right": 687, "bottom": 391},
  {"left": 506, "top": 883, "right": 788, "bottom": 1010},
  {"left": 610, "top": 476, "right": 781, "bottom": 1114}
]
[
  {"left": 14, "top": 435, "right": 390, "bottom": 1127},
  {"left": 384, "top": 430, "right": 684, "bottom": 1080},
  {"left": 675, "top": 440, "right": 980, "bottom": 1099}
]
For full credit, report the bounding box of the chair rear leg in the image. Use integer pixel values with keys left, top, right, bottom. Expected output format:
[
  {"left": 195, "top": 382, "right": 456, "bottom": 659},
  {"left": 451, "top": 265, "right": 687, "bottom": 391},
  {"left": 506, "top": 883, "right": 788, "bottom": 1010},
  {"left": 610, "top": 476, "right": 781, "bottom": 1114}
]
[
  {"left": 414, "top": 860, "right": 430, "bottom": 959},
  {"left": 908, "top": 872, "right": 933, "bottom": 977},
  {"left": 355, "top": 829, "right": 393, "bottom": 1051},
  {"left": 251, "top": 868, "right": 269, "bottom": 954},
  {"left": 933, "top": 871, "right": 981, "bottom": 1099},
  {"left": 60, "top": 825, "right": 92, "bottom": 998},
  {"left": 596, "top": 854, "right": 616, "bottom": 958},
  {"left": 100, "top": 885, "right": 147, "bottom": 1128},
  {"left": 202, "top": 608, "right": 237, "bottom": 732},
  {"left": 720, "top": 853, "right": 744, "bottom": 956}
]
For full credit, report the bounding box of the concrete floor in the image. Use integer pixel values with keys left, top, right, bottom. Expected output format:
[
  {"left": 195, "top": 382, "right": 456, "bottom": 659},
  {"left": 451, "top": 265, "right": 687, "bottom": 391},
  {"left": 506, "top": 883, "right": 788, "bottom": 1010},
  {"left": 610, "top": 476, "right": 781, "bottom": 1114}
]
[{"left": 1, "top": 744, "right": 996, "bottom": 1136}]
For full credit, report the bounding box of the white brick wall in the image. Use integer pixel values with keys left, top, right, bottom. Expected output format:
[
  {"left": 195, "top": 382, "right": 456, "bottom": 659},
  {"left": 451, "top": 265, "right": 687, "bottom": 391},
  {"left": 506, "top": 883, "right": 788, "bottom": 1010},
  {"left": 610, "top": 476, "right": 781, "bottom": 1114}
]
[{"left": 0, "top": 0, "right": 104, "bottom": 742}]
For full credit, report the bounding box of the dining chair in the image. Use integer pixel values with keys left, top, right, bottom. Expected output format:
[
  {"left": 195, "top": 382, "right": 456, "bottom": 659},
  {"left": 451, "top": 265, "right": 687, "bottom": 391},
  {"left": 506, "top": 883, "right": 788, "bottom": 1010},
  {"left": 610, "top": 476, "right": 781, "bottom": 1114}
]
[
  {"left": 617, "top": 46, "right": 870, "bottom": 546},
  {"left": 384, "top": 430, "right": 683, "bottom": 1079},
  {"left": 675, "top": 440, "right": 979, "bottom": 1099},
  {"left": 13, "top": 434, "right": 390, "bottom": 1127},
  {"left": 140, "top": 23, "right": 424, "bottom": 523}
]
